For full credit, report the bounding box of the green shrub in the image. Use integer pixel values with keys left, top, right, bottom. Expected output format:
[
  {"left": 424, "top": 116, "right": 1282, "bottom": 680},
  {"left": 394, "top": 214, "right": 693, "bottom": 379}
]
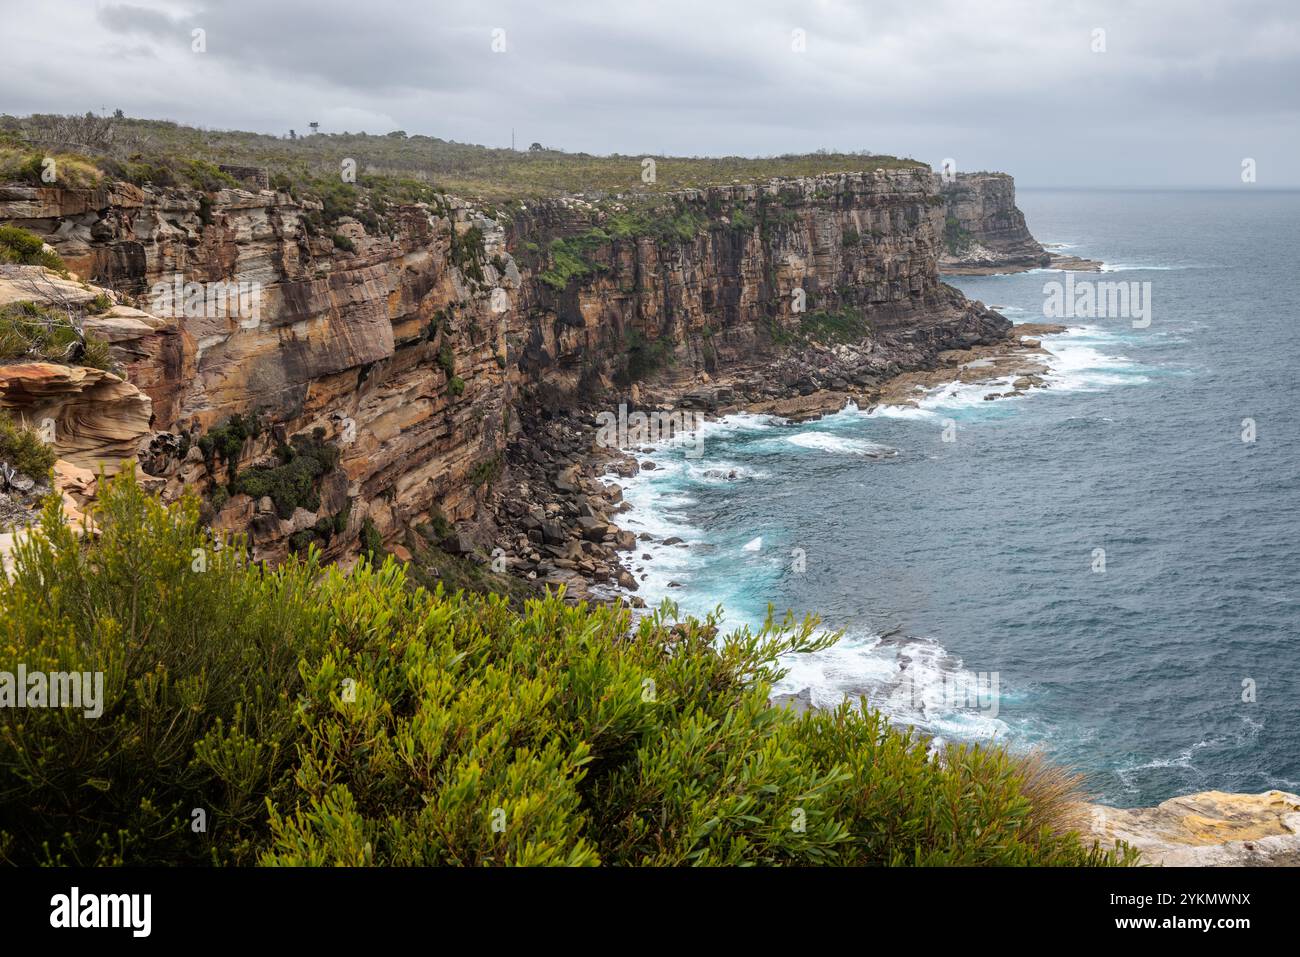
[
  {"left": 403, "top": 532, "right": 537, "bottom": 609},
  {"left": 0, "top": 474, "right": 1139, "bottom": 867},
  {"left": 197, "top": 412, "right": 262, "bottom": 465},
  {"left": 177, "top": 160, "right": 240, "bottom": 192},
  {"left": 332, "top": 233, "right": 356, "bottom": 253},
  {"left": 447, "top": 375, "right": 466, "bottom": 396},
  {"left": 0, "top": 147, "right": 101, "bottom": 190},
  {"left": 288, "top": 529, "right": 316, "bottom": 553},
  {"left": 289, "top": 504, "right": 350, "bottom": 555},
  {"left": 86, "top": 292, "right": 113, "bottom": 314},
  {"left": 436, "top": 344, "right": 455, "bottom": 376},
  {"left": 468, "top": 454, "right": 501, "bottom": 488},
  {"left": 0, "top": 412, "right": 56, "bottom": 480},
  {"left": 797, "top": 307, "right": 873, "bottom": 345},
  {"left": 0, "top": 473, "right": 326, "bottom": 865},
  {"left": 98, "top": 157, "right": 238, "bottom": 193},
  {"left": 230, "top": 429, "right": 340, "bottom": 520},
  {"left": 0, "top": 226, "right": 66, "bottom": 275},
  {"left": 2, "top": 114, "right": 929, "bottom": 205},
  {"left": 0, "top": 301, "right": 113, "bottom": 370},
  {"left": 359, "top": 516, "right": 384, "bottom": 564},
  {"left": 424, "top": 506, "right": 455, "bottom": 542},
  {"left": 617, "top": 328, "right": 674, "bottom": 385},
  {"left": 604, "top": 205, "right": 705, "bottom": 243},
  {"left": 450, "top": 225, "right": 485, "bottom": 282},
  {"left": 944, "top": 216, "right": 974, "bottom": 255},
  {"left": 331, "top": 501, "right": 351, "bottom": 536},
  {"left": 538, "top": 236, "right": 596, "bottom": 290},
  {"left": 208, "top": 485, "right": 230, "bottom": 514}
]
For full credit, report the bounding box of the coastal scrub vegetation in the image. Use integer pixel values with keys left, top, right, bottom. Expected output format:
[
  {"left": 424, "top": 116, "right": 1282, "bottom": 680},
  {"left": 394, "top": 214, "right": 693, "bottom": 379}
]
[
  {"left": 617, "top": 328, "right": 676, "bottom": 384},
  {"left": 197, "top": 412, "right": 263, "bottom": 466},
  {"left": 0, "top": 225, "right": 68, "bottom": 276},
  {"left": 537, "top": 203, "right": 713, "bottom": 290},
  {"left": 765, "top": 307, "right": 873, "bottom": 349},
  {"left": 0, "top": 300, "right": 113, "bottom": 371},
  {"left": 796, "top": 307, "right": 874, "bottom": 345},
  {"left": 403, "top": 517, "right": 537, "bottom": 609},
  {"left": 0, "top": 412, "right": 57, "bottom": 479},
  {"left": 1, "top": 114, "right": 925, "bottom": 204},
  {"left": 229, "top": 429, "right": 341, "bottom": 520},
  {"left": 0, "top": 471, "right": 1138, "bottom": 867}
]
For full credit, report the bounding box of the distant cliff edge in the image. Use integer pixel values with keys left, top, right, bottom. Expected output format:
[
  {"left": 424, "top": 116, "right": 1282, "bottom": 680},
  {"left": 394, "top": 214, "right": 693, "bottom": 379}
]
[{"left": 938, "top": 172, "right": 1101, "bottom": 274}]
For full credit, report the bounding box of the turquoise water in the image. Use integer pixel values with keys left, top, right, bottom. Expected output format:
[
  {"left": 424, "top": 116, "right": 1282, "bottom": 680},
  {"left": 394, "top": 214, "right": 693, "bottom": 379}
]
[{"left": 610, "top": 189, "right": 1300, "bottom": 807}]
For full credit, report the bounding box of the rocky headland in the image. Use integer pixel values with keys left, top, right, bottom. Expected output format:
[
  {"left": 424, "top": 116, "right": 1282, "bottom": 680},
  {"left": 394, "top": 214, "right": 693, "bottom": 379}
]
[
  {"left": 938, "top": 172, "right": 1103, "bottom": 274},
  {"left": 0, "top": 161, "right": 1279, "bottom": 865},
  {"left": 0, "top": 166, "right": 1009, "bottom": 569}
]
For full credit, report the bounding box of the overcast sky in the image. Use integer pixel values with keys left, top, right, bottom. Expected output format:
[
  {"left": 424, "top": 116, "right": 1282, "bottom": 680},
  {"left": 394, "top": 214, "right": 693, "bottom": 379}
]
[{"left": 3, "top": 0, "right": 1298, "bottom": 187}]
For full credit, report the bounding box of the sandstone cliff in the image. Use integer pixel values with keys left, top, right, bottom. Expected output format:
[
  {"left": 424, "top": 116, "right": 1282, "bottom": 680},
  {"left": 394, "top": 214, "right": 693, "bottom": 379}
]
[
  {"left": 938, "top": 172, "right": 1051, "bottom": 273},
  {"left": 0, "top": 168, "right": 1006, "bottom": 566},
  {"left": 3, "top": 168, "right": 1292, "bottom": 869}
]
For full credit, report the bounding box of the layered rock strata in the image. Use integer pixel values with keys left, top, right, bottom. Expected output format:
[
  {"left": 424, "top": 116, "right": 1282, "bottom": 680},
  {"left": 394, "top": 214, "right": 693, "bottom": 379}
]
[
  {"left": 1, "top": 170, "right": 1289, "bottom": 868},
  {"left": 938, "top": 171, "right": 1052, "bottom": 273},
  {"left": 0, "top": 168, "right": 1007, "bottom": 566}
]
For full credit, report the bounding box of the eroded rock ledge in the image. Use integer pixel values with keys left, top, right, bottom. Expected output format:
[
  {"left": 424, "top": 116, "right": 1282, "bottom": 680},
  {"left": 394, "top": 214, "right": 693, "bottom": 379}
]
[{"left": 1083, "top": 790, "right": 1300, "bottom": 866}]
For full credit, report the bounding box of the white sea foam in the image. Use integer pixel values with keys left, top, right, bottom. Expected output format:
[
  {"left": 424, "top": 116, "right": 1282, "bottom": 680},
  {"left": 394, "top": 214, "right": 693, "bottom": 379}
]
[
  {"left": 692, "top": 410, "right": 787, "bottom": 439},
  {"left": 786, "top": 432, "right": 898, "bottom": 456},
  {"left": 605, "top": 312, "right": 1141, "bottom": 751},
  {"left": 1113, "top": 715, "right": 1263, "bottom": 792},
  {"left": 857, "top": 322, "right": 1150, "bottom": 420},
  {"left": 1039, "top": 328, "right": 1150, "bottom": 392},
  {"left": 1099, "top": 262, "right": 1182, "bottom": 272},
  {"left": 773, "top": 629, "right": 1009, "bottom": 741},
  {"left": 865, "top": 402, "right": 938, "bottom": 420},
  {"left": 686, "top": 461, "right": 767, "bottom": 483},
  {"left": 860, "top": 376, "right": 1020, "bottom": 419}
]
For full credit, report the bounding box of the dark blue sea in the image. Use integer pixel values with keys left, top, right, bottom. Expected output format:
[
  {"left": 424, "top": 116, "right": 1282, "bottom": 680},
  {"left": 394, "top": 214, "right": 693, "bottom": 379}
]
[{"left": 612, "top": 188, "right": 1300, "bottom": 807}]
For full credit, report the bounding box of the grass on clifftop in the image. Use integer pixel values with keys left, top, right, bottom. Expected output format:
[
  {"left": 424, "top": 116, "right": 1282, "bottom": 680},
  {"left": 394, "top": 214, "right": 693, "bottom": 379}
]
[
  {"left": 2, "top": 114, "right": 926, "bottom": 203},
  {"left": 0, "top": 470, "right": 1137, "bottom": 867}
]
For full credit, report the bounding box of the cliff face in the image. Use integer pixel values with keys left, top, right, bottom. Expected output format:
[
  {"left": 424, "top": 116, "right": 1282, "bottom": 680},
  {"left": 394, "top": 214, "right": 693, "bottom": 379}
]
[
  {"left": 938, "top": 172, "right": 1050, "bottom": 273},
  {"left": 510, "top": 171, "right": 1007, "bottom": 399},
  {"left": 0, "top": 168, "right": 1006, "bottom": 563}
]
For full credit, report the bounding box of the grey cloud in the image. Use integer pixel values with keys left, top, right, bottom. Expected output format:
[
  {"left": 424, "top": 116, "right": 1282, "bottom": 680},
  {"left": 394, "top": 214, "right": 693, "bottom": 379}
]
[{"left": 1, "top": 0, "right": 1296, "bottom": 186}]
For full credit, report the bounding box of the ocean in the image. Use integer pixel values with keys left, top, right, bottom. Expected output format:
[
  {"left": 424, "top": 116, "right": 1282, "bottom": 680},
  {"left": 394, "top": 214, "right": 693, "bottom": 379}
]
[{"left": 609, "top": 188, "right": 1300, "bottom": 808}]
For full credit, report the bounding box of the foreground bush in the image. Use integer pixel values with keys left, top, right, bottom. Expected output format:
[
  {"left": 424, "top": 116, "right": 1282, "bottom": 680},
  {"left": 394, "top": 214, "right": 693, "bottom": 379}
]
[
  {"left": 0, "top": 412, "right": 56, "bottom": 481},
  {"left": 0, "top": 472, "right": 1136, "bottom": 866}
]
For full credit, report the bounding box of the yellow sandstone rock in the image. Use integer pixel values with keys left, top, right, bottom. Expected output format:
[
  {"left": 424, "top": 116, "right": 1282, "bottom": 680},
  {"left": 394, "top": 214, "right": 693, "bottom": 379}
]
[
  {"left": 1084, "top": 790, "right": 1300, "bottom": 866},
  {"left": 0, "top": 362, "right": 152, "bottom": 473}
]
